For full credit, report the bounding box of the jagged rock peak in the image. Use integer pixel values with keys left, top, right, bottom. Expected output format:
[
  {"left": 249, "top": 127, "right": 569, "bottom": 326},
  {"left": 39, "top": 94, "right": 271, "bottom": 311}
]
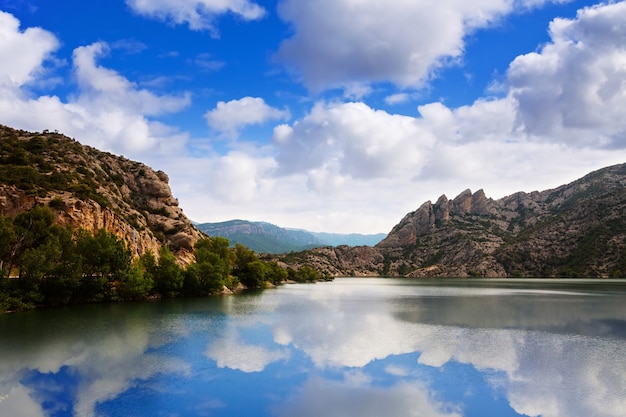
[{"left": 279, "top": 162, "right": 626, "bottom": 278}]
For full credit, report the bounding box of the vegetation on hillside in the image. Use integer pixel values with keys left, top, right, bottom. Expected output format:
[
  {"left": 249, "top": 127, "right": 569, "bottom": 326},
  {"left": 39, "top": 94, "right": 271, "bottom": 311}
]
[
  {"left": 0, "top": 127, "right": 108, "bottom": 206},
  {"left": 0, "top": 125, "right": 202, "bottom": 257},
  {"left": 0, "top": 206, "right": 329, "bottom": 313}
]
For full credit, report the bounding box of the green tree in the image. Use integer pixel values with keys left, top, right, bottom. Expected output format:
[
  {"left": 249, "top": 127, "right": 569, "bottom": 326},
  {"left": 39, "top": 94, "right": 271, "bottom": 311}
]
[
  {"left": 117, "top": 258, "right": 153, "bottom": 300},
  {"left": 294, "top": 265, "right": 318, "bottom": 283},
  {"left": 0, "top": 216, "right": 15, "bottom": 277},
  {"left": 8, "top": 206, "right": 55, "bottom": 273},
  {"left": 233, "top": 244, "right": 267, "bottom": 288},
  {"left": 265, "top": 261, "right": 288, "bottom": 285},
  {"left": 74, "top": 229, "right": 131, "bottom": 301},
  {"left": 183, "top": 237, "right": 235, "bottom": 295},
  {"left": 153, "top": 246, "right": 183, "bottom": 296}
]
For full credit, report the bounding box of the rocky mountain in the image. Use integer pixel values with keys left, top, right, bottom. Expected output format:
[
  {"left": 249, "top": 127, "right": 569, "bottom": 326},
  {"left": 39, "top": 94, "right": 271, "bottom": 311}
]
[
  {"left": 0, "top": 125, "right": 204, "bottom": 264},
  {"left": 275, "top": 163, "right": 626, "bottom": 278},
  {"left": 196, "top": 220, "right": 385, "bottom": 253}
]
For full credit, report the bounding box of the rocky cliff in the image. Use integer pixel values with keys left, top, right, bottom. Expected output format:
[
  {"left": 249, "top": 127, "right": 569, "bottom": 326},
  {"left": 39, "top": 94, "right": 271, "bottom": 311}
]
[
  {"left": 0, "top": 125, "right": 204, "bottom": 264},
  {"left": 277, "top": 163, "right": 626, "bottom": 278}
]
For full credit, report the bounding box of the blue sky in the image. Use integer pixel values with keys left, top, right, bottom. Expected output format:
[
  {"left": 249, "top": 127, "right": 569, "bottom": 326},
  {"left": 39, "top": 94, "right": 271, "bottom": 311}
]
[{"left": 0, "top": 0, "right": 625, "bottom": 233}]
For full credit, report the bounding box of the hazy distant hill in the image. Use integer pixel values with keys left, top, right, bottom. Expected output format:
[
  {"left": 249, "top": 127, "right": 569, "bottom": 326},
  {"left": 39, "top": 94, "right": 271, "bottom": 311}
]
[
  {"left": 276, "top": 163, "right": 626, "bottom": 278},
  {"left": 195, "top": 220, "right": 385, "bottom": 253},
  {"left": 308, "top": 231, "right": 387, "bottom": 247}
]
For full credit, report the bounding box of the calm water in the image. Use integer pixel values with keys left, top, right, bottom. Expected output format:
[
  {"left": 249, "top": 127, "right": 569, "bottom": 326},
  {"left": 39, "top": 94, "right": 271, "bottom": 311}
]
[{"left": 1, "top": 278, "right": 625, "bottom": 417}]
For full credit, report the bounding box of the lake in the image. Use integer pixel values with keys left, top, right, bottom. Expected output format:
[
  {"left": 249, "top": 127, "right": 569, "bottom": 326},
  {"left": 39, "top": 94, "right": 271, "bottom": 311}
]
[{"left": 0, "top": 277, "right": 625, "bottom": 417}]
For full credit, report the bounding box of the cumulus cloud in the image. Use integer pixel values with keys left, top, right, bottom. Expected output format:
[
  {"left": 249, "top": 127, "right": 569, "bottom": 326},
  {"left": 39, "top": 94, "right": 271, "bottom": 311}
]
[
  {"left": 275, "top": 0, "right": 565, "bottom": 92},
  {"left": 509, "top": 1, "right": 626, "bottom": 148},
  {"left": 73, "top": 42, "right": 190, "bottom": 117},
  {"left": 203, "top": 151, "right": 275, "bottom": 202},
  {"left": 205, "top": 97, "right": 290, "bottom": 137},
  {"left": 272, "top": 101, "right": 435, "bottom": 181},
  {"left": 267, "top": 1, "right": 626, "bottom": 206},
  {"left": 126, "top": 0, "right": 265, "bottom": 35},
  {"left": 0, "top": 11, "right": 59, "bottom": 86},
  {"left": 0, "top": 13, "right": 190, "bottom": 158}
]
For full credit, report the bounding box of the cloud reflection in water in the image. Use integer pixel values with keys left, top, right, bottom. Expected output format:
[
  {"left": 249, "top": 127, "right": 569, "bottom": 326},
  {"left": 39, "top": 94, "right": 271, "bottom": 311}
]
[{"left": 0, "top": 279, "right": 624, "bottom": 417}]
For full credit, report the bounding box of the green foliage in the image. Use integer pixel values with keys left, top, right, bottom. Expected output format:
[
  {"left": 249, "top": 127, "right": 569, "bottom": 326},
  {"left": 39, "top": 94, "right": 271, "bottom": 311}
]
[
  {"left": 117, "top": 258, "right": 153, "bottom": 300},
  {"left": 290, "top": 265, "right": 319, "bottom": 283},
  {"left": 152, "top": 246, "right": 183, "bottom": 297},
  {"left": 232, "top": 244, "right": 265, "bottom": 288},
  {"left": 265, "top": 261, "right": 288, "bottom": 284},
  {"left": 184, "top": 237, "right": 233, "bottom": 295},
  {"left": 0, "top": 207, "right": 298, "bottom": 312}
]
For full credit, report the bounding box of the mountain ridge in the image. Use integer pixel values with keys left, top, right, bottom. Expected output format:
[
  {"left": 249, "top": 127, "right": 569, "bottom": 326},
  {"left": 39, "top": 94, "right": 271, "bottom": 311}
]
[
  {"left": 196, "top": 219, "right": 385, "bottom": 253},
  {"left": 274, "top": 163, "right": 626, "bottom": 278}
]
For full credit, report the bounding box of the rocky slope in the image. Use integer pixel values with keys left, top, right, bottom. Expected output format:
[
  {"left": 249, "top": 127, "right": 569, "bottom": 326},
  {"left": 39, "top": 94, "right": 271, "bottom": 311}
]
[
  {"left": 0, "top": 125, "right": 204, "bottom": 264},
  {"left": 277, "top": 163, "right": 626, "bottom": 278}
]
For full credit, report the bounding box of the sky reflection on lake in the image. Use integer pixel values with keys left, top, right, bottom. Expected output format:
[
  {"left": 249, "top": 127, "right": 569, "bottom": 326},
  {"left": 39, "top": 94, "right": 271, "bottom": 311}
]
[{"left": 0, "top": 278, "right": 625, "bottom": 417}]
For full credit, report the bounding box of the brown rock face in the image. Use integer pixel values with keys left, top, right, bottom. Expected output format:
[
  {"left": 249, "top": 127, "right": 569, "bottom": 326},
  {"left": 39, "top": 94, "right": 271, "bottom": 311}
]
[
  {"left": 280, "top": 163, "right": 626, "bottom": 278},
  {"left": 0, "top": 125, "right": 204, "bottom": 264}
]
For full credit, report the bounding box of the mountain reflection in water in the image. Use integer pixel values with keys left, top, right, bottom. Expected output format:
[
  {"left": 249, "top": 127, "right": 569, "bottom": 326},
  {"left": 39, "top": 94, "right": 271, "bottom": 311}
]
[{"left": 0, "top": 278, "right": 624, "bottom": 417}]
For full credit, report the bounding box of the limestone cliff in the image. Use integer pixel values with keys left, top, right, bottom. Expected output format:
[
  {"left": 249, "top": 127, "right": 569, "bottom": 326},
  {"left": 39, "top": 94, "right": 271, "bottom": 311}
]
[
  {"left": 0, "top": 125, "right": 204, "bottom": 264},
  {"left": 279, "top": 163, "right": 626, "bottom": 278}
]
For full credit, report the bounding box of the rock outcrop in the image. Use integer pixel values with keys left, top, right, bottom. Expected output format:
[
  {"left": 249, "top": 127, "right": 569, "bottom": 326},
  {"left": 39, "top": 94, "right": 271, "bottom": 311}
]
[
  {"left": 0, "top": 125, "right": 204, "bottom": 264},
  {"left": 279, "top": 163, "right": 626, "bottom": 278}
]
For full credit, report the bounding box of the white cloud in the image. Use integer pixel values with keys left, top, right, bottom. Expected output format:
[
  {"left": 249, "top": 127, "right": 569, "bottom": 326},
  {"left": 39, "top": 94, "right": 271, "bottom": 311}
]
[
  {"left": 509, "top": 1, "right": 626, "bottom": 148},
  {"left": 272, "top": 101, "right": 436, "bottom": 181},
  {"left": 204, "top": 151, "right": 275, "bottom": 202},
  {"left": 2, "top": 3, "right": 626, "bottom": 236},
  {"left": 275, "top": 377, "right": 462, "bottom": 417},
  {"left": 206, "top": 330, "right": 289, "bottom": 372},
  {"left": 73, "top": 42, "right": 191, "bottom": 117},
  {"left": 0, "top": 310, "right": 191, "bottom": 417},
  {"left": 275, "top": 0, "right": 565, "bottom": 93},
  {"left": 385, "top": 93, "right": 410, "bottom": 105},
  {"left": 0, "top": 384, "right": 46, "bottom": 417},
  {"left": 126, "top": 0, "right": 265, "bottom": 35},
  {"left": 0, "top": 14, "right": 191, "bottom": 158},
  {"left": 267, "top": 280, "right": 626, "bottom": 417},
  {"left": 265, "top": 1, "right": 626, "bottom": 221},
  {"left": 205, "top": 97, "right": 290, "bottom": 137},
  {"left": 0, "top": 11, "right": 59, "bottom": 86}
]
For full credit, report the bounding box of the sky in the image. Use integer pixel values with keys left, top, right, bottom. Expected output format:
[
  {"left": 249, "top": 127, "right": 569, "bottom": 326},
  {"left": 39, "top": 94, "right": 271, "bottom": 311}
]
[{"left": 0, "top": 0, "right": 625, "bottom": 234}]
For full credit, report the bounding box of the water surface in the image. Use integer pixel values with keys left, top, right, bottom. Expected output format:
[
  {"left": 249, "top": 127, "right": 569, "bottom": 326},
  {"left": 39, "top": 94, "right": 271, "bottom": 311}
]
[{"left": 1, "top": 278, "right": 625, "bottom": 417}]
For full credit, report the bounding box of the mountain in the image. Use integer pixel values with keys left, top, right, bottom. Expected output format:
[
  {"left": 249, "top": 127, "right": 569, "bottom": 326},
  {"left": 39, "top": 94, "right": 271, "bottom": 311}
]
[
  {"left": 274, "top": 163, "right": 626, "bottom": 278},
  {"left": 0, "top": 125, "right": 204, "bottom": 264},
  {"left": 308, "top": 231, "right": 387, "bottom": 247},
  {"left": 195, "top": 220, "right": 386, "bottom": 253},
  {"left": 196, "top": 220, "right": 320, "bottom": 253}
]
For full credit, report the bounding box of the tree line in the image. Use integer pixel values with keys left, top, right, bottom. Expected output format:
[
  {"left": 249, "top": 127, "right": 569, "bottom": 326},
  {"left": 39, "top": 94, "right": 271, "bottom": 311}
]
[{"left": 0, "top": 206, "right": 329, "bottom": 313}]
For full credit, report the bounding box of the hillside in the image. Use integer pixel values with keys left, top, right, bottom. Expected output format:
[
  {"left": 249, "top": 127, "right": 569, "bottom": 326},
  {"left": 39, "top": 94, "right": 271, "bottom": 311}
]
[
  {"left": 309, "top": 231, "right": 386, "bottom": 247},
  {"left": 0, "top": 125, "right": 204, "bottom": 264},
  {"left": 275, "top": 163, "right": 626, "bottom": 278},
  {"left": 196, "top": 220, "right": 385, "bottom": 253}
]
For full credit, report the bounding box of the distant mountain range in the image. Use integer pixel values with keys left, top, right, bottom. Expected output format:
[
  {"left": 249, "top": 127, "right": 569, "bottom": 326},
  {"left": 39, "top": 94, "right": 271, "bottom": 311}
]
[{"left": 195, "top": 220, "right": 386, "bottom": 253}]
